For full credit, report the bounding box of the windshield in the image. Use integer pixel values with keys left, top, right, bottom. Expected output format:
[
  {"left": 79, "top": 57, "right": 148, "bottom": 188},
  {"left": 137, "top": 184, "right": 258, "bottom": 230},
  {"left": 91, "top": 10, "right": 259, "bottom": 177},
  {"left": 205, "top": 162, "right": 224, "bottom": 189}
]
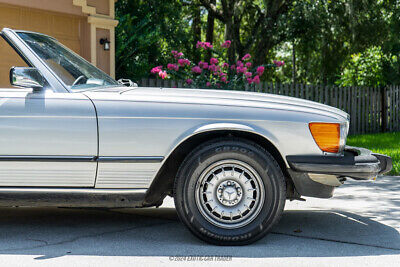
[{"left": 17, "top": 32, "right": 119, "bottom": 91}]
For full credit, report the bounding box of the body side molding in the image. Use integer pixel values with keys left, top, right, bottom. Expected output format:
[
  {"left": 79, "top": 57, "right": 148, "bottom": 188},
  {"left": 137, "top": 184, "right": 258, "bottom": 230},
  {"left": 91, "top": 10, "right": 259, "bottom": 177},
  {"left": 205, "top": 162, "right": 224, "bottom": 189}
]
[
  {"left": 0, "top": 156, "right": 164, "bottom": 163},
  {"left": 0, "top": 156, "right": 96, "bottom": 162},
  {"left": 97, "top": 156, "right": 164, "bottom": 163}
]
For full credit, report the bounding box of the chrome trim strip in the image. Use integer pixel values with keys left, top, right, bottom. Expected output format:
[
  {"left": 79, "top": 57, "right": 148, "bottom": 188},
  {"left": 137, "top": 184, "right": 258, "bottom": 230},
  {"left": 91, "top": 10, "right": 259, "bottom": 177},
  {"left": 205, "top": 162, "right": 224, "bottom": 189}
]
[
  {"left": 0, "top": 156, "right": 96, "bottom": 162},
  {"left": 0, "top": 156, "right": 164, "bottom": 163},
  {"left": 0, "top": 188, "right": 147, "bottom": 194},
  {"left": 97, "top": 156, "right": 164, "bottom": 163}
]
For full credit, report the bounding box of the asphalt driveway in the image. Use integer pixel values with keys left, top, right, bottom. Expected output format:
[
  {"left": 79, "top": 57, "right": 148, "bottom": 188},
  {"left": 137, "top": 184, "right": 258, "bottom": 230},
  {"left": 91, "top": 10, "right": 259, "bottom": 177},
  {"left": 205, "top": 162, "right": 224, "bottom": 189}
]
[{"left": 0, "top": 176, "right": 398, "bottom": 266}]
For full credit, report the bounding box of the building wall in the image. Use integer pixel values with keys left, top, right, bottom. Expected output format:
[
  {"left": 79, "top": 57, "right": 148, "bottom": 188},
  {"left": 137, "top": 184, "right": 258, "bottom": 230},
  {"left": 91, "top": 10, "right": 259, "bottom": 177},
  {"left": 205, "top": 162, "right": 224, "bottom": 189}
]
[
  {"left": 87, "top": 0, "right": 109, "bottom": 16},
  {"left": 0, "top": 0, "right": 117, "bottom": 82},
  {"left": 0, "top": 0, "right": 84, "bottom": 16},
  {"left": 97, "top": 28, "right": 111, "bottom": 75}
]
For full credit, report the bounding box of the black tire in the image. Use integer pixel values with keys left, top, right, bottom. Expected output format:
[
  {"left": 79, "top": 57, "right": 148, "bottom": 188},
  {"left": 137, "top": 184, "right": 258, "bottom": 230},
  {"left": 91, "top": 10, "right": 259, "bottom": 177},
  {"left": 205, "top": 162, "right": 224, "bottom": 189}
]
[{"left": 173, "top": 138, "right": 286, "bottom": 245}]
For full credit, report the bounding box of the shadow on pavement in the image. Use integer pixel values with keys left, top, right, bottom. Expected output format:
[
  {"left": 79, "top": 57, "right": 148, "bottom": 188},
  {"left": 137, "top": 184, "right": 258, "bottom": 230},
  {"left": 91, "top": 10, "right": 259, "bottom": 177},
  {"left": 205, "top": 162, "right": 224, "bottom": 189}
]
[{"left": 0, "top": 205, "right": 397, "bottom": 260}]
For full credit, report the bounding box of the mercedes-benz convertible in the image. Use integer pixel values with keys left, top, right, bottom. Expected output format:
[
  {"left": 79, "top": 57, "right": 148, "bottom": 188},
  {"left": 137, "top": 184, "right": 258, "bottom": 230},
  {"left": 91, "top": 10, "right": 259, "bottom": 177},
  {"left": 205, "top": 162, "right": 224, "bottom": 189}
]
[{"left": 0, "top": 28, "right": 392, "bottom": 245}]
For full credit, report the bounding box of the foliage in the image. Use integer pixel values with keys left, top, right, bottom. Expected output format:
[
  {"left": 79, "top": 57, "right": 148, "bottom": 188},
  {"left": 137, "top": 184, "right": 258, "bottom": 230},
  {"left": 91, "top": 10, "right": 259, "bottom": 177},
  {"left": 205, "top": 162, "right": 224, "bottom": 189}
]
[
  {"left": 115, "top": 0, "right": 400, "bottom": 87},
  {"left": 285, "top": 0, "right": 388, "bottom": 84},
  {"left": 380, "top": 1, "right": 400, "bottom": 85},
  {"left": 347, "top": 132, "right": 400, "bottom": 176},
  {"left": 196, "top": 0, "right": 295, "bottom": 66},
  {"left": 115, "top": 0, "right": 192, "bottom": 81},
  {"left": 336, "top": 47, "right": 386, "bottom": 87},
  {"left": 149, "top": 40, "right": 284, "bottom": 89}
]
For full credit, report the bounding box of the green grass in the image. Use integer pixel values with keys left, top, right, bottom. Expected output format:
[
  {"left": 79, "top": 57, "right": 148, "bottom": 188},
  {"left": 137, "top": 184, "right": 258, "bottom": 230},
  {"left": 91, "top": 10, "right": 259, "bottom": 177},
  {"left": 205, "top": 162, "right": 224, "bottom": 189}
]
[{"left": 347, "top": 132, "right": 400, "bottom": 176}]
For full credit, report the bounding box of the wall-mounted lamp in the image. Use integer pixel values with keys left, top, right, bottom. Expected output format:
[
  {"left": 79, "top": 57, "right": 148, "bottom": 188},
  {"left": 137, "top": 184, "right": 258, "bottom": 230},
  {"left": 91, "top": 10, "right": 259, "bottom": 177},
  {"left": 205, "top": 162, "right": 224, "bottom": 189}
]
[{"left": 99, "top": 38, "right": 110, "bottom": 51}]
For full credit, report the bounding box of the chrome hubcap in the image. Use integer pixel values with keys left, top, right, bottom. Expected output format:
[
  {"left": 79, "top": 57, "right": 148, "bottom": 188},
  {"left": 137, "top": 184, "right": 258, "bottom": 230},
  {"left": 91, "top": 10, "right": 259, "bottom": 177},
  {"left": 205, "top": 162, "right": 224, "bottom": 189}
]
[
  {"left": 195, "top": 160, "right": 265, "bottom": 229},
  {"left": 217, "top": 180, "right": 242, "bottom": 206}
]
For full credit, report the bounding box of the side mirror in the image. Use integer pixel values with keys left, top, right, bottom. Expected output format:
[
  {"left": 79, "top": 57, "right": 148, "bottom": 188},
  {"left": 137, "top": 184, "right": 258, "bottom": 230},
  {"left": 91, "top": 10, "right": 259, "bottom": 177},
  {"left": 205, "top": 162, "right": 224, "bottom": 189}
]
[{"left": 10, "top": 67, "right": 44, "bottom": 89}]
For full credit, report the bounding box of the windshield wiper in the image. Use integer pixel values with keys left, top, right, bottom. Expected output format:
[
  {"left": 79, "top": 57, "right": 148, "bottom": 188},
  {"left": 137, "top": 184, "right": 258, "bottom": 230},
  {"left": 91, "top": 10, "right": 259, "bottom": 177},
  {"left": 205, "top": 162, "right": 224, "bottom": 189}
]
[{"left": 117, "top": 79, "right": 138, "bottom": 87}]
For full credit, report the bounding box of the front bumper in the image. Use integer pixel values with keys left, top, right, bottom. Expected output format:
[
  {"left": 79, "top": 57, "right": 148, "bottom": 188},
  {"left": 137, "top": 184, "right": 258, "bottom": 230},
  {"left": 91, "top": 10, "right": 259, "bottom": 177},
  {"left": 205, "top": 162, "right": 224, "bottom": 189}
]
[
  {"left": 286, "top": 146, "right": 392, "bottom": 198},
  {"left": 287, "top": 146, "right": 392, "bottom": 180}
]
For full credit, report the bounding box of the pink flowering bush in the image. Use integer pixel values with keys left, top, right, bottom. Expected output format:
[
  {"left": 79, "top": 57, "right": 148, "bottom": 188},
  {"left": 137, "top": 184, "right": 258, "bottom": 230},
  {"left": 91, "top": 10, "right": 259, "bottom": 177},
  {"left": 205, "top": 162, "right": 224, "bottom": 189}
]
[
  {"left": 273, "top": 60, "right": 285, "bottom": 67},
  {"left": 221, "top": 40, "right": 231, "bottom": 48},
  {"left": 171, "top": 50, "right": 183, "bottom": 58},
  {"left": 242, "top": 53, "right": 251, "bottom": 61},
  {"left": 158, "top": 70, "right": 168, "bottom": 79},
  {"left": 191, "top": 66, "right": 202, "bottom": 74},
  {"left": 196, "top": 41, "right": 213, "bottom": 49},
  {"left": 150, "top": 40, "right": 284, "bottom": 90},
  {"left": 150, "top": 66, "right": 163, "bottom": 74},
  {"left": 167, "top": 63, "right": 179, "bottom": 71},
  {"left": 210, "top": 58, "right": 219, "bottom": 65}
]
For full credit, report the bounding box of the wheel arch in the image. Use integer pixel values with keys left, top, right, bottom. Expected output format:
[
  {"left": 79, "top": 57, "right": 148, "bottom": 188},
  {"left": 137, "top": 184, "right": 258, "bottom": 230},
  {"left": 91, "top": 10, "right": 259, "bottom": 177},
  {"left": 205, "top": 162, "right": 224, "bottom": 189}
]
[{"left": 143, "top": 124, "right": 289, "bottom": 206}]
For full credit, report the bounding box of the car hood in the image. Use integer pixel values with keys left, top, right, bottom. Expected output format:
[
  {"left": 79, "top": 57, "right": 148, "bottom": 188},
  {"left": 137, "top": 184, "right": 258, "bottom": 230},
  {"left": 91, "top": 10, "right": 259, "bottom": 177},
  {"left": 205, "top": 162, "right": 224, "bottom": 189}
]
[{"left": 84, "top": 86, "right": 349, "bottom": 121}]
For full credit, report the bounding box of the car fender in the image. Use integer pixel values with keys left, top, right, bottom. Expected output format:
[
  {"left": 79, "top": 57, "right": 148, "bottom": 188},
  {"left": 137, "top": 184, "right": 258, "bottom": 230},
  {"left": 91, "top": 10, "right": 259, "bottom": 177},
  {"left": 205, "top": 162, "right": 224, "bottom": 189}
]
[{"left": 163, "top": 121, "right": 282, "bottom": 164}]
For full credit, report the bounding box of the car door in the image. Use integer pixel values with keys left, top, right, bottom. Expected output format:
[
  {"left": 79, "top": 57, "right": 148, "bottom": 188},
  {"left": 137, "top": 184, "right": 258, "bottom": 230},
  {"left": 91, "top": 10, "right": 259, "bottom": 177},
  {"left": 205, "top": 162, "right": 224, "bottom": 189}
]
[{"left": 0, "top": 29, "right": 98, "bottom": 187}]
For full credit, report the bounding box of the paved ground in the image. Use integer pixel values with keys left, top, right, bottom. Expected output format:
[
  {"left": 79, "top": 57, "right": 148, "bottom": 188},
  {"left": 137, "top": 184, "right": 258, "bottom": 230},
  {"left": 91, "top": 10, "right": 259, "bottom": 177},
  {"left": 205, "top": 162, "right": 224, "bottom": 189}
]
[{"left": 0, "top": 176, "right": 398, "bottom": 266}]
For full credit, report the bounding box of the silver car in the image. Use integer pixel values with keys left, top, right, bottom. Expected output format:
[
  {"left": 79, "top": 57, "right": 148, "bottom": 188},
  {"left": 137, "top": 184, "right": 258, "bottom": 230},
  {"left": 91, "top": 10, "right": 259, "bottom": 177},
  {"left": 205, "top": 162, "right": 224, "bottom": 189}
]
[{"left": 0, "top": 28, "right": 392, "bottom": 245}]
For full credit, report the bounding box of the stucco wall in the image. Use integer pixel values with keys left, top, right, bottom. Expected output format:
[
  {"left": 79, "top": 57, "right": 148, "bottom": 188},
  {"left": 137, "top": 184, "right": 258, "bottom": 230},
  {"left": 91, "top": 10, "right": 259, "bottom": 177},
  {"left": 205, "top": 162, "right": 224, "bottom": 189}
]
[
  {"left": 96, "top": 28, "right": 111, "bottom": 74},
  {"left": 87, "top": 0, "right": 109, "bottom": 16},
  {"left": 0, "top": 0, "right": 83, "bottom": 16},
  {"left": 0, "top": 0, "right": 117, "bottom": 77}
]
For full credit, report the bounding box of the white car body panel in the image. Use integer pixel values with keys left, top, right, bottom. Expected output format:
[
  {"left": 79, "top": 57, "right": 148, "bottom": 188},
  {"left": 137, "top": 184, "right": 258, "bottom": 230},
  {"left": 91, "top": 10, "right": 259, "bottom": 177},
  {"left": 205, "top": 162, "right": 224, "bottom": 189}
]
[
  {"left": 0, "top": 89, "right": 97, "bottom": 186},
  {"left": 85, "top": 86, "right": 346, "bottom": 158},
  {"left": 83, "top": 87, "right": 348, "bottom": 188}
]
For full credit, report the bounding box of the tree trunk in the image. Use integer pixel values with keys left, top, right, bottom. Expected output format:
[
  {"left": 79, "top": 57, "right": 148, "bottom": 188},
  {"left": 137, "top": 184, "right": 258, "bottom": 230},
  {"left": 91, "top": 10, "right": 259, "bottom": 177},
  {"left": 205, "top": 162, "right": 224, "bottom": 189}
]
[
  {"left": 233, "top": 15, "right": 244, "bottom": 58},
  {"left": 225, "top": 19, "right": 236, "bottom": 64},
  {"left": 205, "top": 0, "right": 215, "bottom": 62},
  {"left": 254, "top": 38, "right": 272, "bottom": 66},
  {"left": 292, "top": 40, "right": 296, "bottom": 83},
  {"left": 192, "top": 5, "right": 202, "bottom": 63}
]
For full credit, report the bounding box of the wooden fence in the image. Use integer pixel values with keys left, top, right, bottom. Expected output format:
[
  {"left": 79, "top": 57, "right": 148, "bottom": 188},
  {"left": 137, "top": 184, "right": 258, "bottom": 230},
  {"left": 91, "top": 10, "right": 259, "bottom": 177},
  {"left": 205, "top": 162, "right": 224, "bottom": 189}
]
[{"left": 139, "top": 78, "right": 400, "bottom": 135}]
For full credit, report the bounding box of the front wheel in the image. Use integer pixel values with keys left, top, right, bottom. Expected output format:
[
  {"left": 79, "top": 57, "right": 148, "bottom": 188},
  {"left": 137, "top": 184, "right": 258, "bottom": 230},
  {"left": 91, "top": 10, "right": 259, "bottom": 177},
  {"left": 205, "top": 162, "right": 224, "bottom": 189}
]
[{"left": 173, "top": 138, "right": 286, "bottom": 245}]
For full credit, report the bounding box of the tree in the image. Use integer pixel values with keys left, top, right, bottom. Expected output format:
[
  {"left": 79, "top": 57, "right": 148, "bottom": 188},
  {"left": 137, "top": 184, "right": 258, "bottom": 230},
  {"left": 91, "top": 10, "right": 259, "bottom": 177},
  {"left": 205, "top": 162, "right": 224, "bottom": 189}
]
[
  {"left": 191, "top": 2, "right": 202, "bottom": 63},
  {"left": 115, "top": 0, "right": 192, "bottom": 81},
  {"left": 115, "top": 0, "right": 399, "bottom": 87},
  {"left": 380, "top": 0, "right": 400, "bottom": 85},
  {"left": 336, "top": 46, "right": 386, "bottom": 87},
  {"left": 205, "top": 0, "right": 216, "bottom": 61},
  {"left": 197, "top": 0, "right": 294, "bottom": 65},
  {"left": 278, "top": 0, "right": 389, "bottom": 84}
]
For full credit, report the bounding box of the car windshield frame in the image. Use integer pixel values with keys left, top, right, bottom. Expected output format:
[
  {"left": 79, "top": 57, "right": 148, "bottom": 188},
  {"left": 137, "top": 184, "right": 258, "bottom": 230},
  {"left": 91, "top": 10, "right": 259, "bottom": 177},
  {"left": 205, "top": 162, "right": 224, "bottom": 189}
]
[{"left": 16, "top": 31, "right": 119, "bottom": 92}]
